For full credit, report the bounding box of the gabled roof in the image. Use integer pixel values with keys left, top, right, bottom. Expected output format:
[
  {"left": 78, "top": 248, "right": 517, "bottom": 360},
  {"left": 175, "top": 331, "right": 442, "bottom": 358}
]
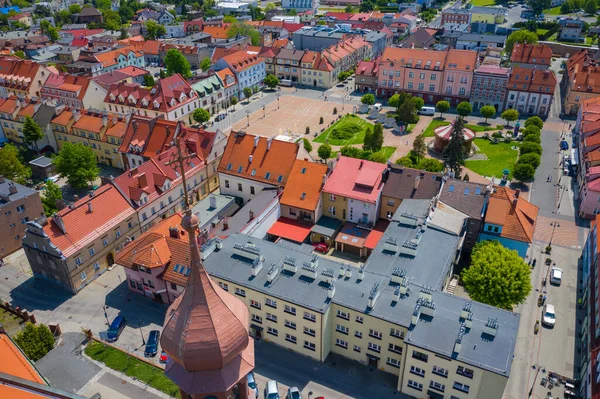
[
  {"left": 41, "top": 73, "right": 91, "bottom": 101},
  {"left": 280, "top": 160, "right": 328, "bottom": 212},
  {"left": 221, "top": 50, "right": 263, "bottom": 72},
  {"left": 439, "top": 179, "right": 487, "bottom": 220},
  {"left": 511, "top": 43, "right": 552, "bottom": 65},
  {"left": 322, "top": 156, "right": 386, "bottom": 204},
  {"left": 215, "top": 67, "right": 237, "bottom": 88},
  {"left": 485, "top": 187, "right": 539, "bottom": 243},
  {"left": 508, "top": 67, "right": 556, "bottom": 94},
  {"left": 356, "top": 57, "right": 380, "bottom": 77},
  {"left": 203, "top": 25, "right": 231, "bottom": 39},
  {"left": 382, "top": 165, "right": 442, "bottom": 200},
  {"left": 118, "top": 115, "right": 179, "bottom": 157},
  {"left": 94, "top": 45, "right": 143, "bottom": 68}
]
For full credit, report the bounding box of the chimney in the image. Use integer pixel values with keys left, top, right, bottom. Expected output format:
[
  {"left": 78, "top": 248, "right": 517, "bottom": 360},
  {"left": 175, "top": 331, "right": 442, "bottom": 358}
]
[
  {"left": 169, "top": 226, "right": 180, "bottom": 238},
  {"left": 102, "top": 114, "right": 108, "bottom": 126},
  {"left": 248, "top": 154, "right": 253, "bottom": 163},
  {"left": 73, "top": 109, "right": 82, "bottom": 122},
  {"left": 359, "top": 160, "right": 364, "bottom": 169},
  {"left": 515, "top": 189, "right": 521, "bottom": 199},
  {"left": 322, "top": 173, "right": 327, "bottom": 185},
  {"left": 254, "top": 135, "right": 259, "bottom": 147},
  {"left": 138, "top": 173, "right": 148, "bottom": 188},
  {"left": 52, "top": 213, "right": 67, "bottom": 234},
  {"left": 73, "top": 194, "right": 79, "bottom": 201},
  {"left": 8, "top": 183, "right": 17, "bottom": 195},
  {"left": 87, "top": 201, "right": 93, "bottom": 213},
  {"left": 414, "top": 175, "right": 420, "bottom": 190},
  {"left": 209, "top": 195, "right": 217, "bottom": 209},
  {"left": 267, "top": 137, "right": 273, "bottom": 150},
  {"left": 249, "top": 209, "right": 255, "bottom": 221}
]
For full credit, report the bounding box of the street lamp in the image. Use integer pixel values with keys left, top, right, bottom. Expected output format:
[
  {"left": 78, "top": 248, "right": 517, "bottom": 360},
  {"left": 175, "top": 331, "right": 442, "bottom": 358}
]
[
  {"left": 139, "top": 320, "right": 145, "bottom": 345},
  {"left": 262, "top": 105, "right": 266, "bottom": 118},
  {"left": 102, "top": 305, "right": 110, "bottom": 326},
  {"left": 276, "top": 93, "right": 280, "bottom": 109},
  {"left": 246, "top": 110, "right": 251, "bottom": 127},
  {"left": 549, "top": 222, "right": 560, "bottom": 246}
]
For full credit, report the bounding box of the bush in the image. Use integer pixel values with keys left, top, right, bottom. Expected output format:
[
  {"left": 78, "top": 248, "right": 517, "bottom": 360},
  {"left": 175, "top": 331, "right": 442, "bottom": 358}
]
[
  {"left": 523, "top": 134, "right": 541, "bottom": 144},
  {"left": 303, "top": 138, "right": 312, "bottom": 152},
  {"left": 341, "top": 145, "right": 363, "bottom": 158},
  {"left": 319, "top": 116, "right": 324, "bottom": 124},
  {"left": 14, "top": 323, "right": 55, "bottom": 361},
  {"left": 333, "top": 107, "right": 337, "bottom": 115},
  {"left": 524, "top": 116, "right": 544, "bottom": 130},
  {"left": 318, "top": 143, "right": 332, "bottom": 160},
  {"left": 520, "top": 142, "right": 543, "bottom": 156},
  {"left": 517, "top": 153, "right": 541, "bottom": 169},
  {"left": 305, "top": 126, "right": 310, "bottom": 135},
  {"left": 492, "top": 131, "right": 504, "bottom": 139},
  {"left": 330, "top": 121, "right": 361, "bottom": 140}
]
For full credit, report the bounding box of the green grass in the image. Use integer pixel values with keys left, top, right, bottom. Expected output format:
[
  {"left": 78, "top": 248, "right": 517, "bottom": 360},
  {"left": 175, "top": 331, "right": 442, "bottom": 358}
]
[
  {"left": 470, "top": 0, "right": 496, "bottom": 5},
  {"left": 378, "top": 146, "right": 397, "bottom": 160},
  {"left": 0, "top": 309, "right": 24, "bottom": 335},
  {"left": 586, "top": 36, "right": 594, "bottom": 45},
  {"left": 536, "top": 29, "right": 549, "bottom": 36},
  {"left": 544, "top": 6, "right": 562, "bottom": 14},
  {"left": 85, "top": 341, "right": 180, "bottom": 398},
  {"left": 465, "top": 124, "right": 503, "bottom": 133},
  {"left": 314, "top": 114, "right": 374, "bottom": 146},
  {"left": 423, "top": 120, "right": 450, "bottom": 137},
  {"left": 465, "top": 138, "right": 518, "bottom": 179}
]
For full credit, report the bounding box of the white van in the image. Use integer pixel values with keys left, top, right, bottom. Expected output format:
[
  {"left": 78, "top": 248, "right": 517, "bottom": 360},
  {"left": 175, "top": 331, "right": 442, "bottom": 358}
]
[
  {"left": 373, "top": 103, "right": 382, "bottom": 111},
  {"left": 418, "top": 106, "right": 435, "bottom": 116}
]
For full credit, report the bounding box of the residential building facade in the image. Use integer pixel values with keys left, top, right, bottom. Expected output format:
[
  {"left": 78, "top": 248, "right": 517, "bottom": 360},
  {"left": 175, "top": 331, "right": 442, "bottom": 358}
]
[
  {"left": 215, "top": 50, "right": 266, "bottom": 99},
  {"left": 562, "top": 50, "right": 600, "bottom": 115},
  {"left": 279, "top": 159, "right": 328, "bottom": 224},
  {"left": 471, "top": 65, "right": 510, "bottom": 112},
  {"left": 40, "top": 74, "right": 107, "bottom": 110},
  {"left": 510, "top": 43, "right": 552, "bottom": 70},
  {"left": 505, "top": 67, "right": 556, "bottom": 117}
]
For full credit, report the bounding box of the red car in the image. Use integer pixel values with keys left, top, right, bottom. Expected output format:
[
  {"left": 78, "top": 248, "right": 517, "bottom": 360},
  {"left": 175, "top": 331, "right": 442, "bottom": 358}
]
[
  {"left": 313, "top": 243, "right": 329, "bottom": 253},
  {"left": 159, "top": 351, "right": 168, "bottom": 364}
]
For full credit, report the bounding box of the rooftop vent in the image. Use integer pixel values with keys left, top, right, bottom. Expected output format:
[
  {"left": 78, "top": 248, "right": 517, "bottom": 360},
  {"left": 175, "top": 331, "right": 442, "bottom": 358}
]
[
  {"left": 282, "top": 256, "right": 297, "bottom": 273},
  {"left": 399, "top": 278, "right": 410, "bottom": 297},
  {"left": 419, "top": 296, "right": 436, "bottom": 317},
  {"left": 328, "top": 279, "right": 336, "bottom": 299},
  {"left": 345, "top": 266, "right": 352, "bottom": 279},
  {"left": 368, "top": 282, "right": 380, "bottom": 309},
  {"left": 322, "top": 267, "right": 335, "bottom": 284},
  {"left": 419, "top": 286, "right": 433, "bottom": 302},
  {"left": 384, "top": 236, "right": 399, "bottom": 253},
  {"left": 454, "top": 323, "right": 466, "bottom": 354},
  {"left": 301, "top": 258, "right": 319, "bottom": 279},
  {"left": 267, "top": 263, "right": 279, "bottom": 283},
  {"left": 398, "top": 211, "right": 419, "bottom": 227},
  {"left": 358, "top": 265, "right": 365, "bottom": 281},
  {"left": 483, "top": 318, "right": 499, "bottom": 337},
  {"left": 233, "top": 241, "right": 261, "bottom": 261},
  {"left": 251, "top": 256, "right": 264, "bottom": 276},
  {"left": 200, "top": 237, "right": 221, "bottom": 259},
  {"left": 390, "top": 267, "right": 407, "bottom": 284}
]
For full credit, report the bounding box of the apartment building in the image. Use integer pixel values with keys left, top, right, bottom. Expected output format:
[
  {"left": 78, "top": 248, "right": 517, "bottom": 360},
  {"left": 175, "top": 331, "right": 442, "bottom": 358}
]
[
  {"left": 0, "top": 177, "right": 44, "bottom": 260},
  {"left": 300, "top": 50, "right": 336, "bottom": 89},
  {"left": 322, "top": 156, "right": 386, "bottom": 226},
  {"left": 218, "top": 132, "right": 300, "bottom": 205},
  {"left": 505, "top": 67, "right": 556, "bottom": 117},
  {"left": 355, "top": 57, "right": 380, "bottom": 93},
  {"left": 22, "top": 184, "right": 140, "bottom": 294},
  {"left": 510, "top": 43, "right": 552, "bottom": 70},
  {"left": 191, "top": 72, "right": 228, "bottom": 116},
  {"left": 562, "top": 50, "right": 600, "bottom": 115},
  {"left": 40, "top": 73, "right": 107, "bottom": 110},
  {"left": 440, "top": 8, "right": 471, "bottom": 26},
  {"left": 0, "top": 96, "right": 58, "bottom": 152},
  {"left": 558, "top": 18, "right": 584, "bottom": 42},
  {"left": 279, "top": 159, "right": 328, "bottom": 224},
  {"left": 274, "top": 48, "right": 305, "bottom": 83},
  {"left": 93, "top": 45, "right": 145, "bottom": 76},
  {"left": 215, "top": 50, "right": 266, "bottom": 99},
  {"left": 323, "top": 37, "right": 372, "bottom": 76},
  {"left": 261, "top": 47, "right": 280, "bottom": 76},
  {"left": 215, "top": 67, "right": 238, "bottom": 110},
  {"left": 0, "top": 57, "right": 51, "bottom": 97},
  {"left": 104, "top": 74, "right": 199, "bottom": 122},
  {"left": 282, "top": 0, "right": 318, "bottom": 12},
  {"left": 575, "top": 97, "right": 600, "bottom": 218},
  {"left": 52, "top": 108, "right": 127, "bottom": 170},
  {"left": 471, "top": 64, "right": 510, "bottom": 112}
]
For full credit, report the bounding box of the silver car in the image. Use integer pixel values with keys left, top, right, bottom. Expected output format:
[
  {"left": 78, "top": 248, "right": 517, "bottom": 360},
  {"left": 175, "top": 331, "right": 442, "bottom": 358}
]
[{"left": 550, "top": 267, "right": 563, "bottom": 286}]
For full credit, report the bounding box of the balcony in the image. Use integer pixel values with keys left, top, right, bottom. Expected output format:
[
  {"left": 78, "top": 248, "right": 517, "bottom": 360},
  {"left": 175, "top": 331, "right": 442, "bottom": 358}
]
[{"left": 357, "top": 220, "right": 373, "bottom": 230}]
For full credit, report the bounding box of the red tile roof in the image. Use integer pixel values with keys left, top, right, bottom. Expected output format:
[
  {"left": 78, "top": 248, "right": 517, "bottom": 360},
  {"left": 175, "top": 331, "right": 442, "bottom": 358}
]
[
  {"left": 485, "top": 187, "right": 539, "bottom": 243},
  {"left": 508, "top": 67, "right": 556, "bottom": 94},
  {"left": 356, "top": 57, "right": 380, "bottom": 77},
  {"left": 511, "top": 43, "right": 552, "bottom": 65},
  {"left": 280, "top": 160, "right": 328, "bottom": 212},
  {"left": 221, "top": 50, "right": 264, "bottom": 72},
  {"left": 323, "top": 156, "right": 386, "bottom": 203},
  {"left": 118, "top": 116, "right": 179, "bottom": 158},
  {"left": 41, "top": 73, "right": 91, "bottom": 101}
]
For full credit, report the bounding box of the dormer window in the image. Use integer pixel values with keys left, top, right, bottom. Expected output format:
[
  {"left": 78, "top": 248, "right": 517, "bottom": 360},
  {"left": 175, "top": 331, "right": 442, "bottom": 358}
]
[
  {"left": 179, "top": 92, "right": 187, "bottom": 102},
  {"left": 110, "top": 93, "right": 115, "bottom": 101},
  {"left": 153, "top": 100, "right": 160, "bottom": 109},
  {"left": 142, "top": 99, "right": 148, "bottom": 107},
  {"left": 118, "top": 94, "right": 124, "bottom": 103},
  {"left": 170, "top": 98, "right": 176, "bottom": 107}
]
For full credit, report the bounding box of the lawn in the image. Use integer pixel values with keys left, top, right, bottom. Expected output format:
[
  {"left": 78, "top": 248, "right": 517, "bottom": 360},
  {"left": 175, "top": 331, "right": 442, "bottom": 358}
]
[
  {"left": 314, "top": 114, "right": 374, "bottom": 146},
  {"left": 465, "top": 124, "right": 503, "bottom": 133},
  {"left": 465, "top": 138, "right": 518, "bottom": 179},
  {"left": 544, "top": 6, "right": 562, "bottom": 14},
  {"left": 423, "top": 120, "right": 450, "bottom": 137},
  {"left": 0, "top": 309, "right": 25, "bottom": 335},
  {"left": 470, "top": 0, "right": 496, "bottom": 5},
  {"left": 85, "top": 341, "right": 180, "bottom": 398},
  {"left": 536, "top": 29, "right": 549, "bottom": 36},
  {"left": 378, "top": 146, "right": 397, "bottom": 160}
]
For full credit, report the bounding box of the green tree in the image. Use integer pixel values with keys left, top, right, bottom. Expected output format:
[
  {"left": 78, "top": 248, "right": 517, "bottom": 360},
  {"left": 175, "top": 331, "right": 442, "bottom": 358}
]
[
  {"left": 69, "top": 4, "right": 81, "bottom": 13},
  {"left": 243, "top": 87, "right": 253, "bottom": 100},
  {"left": 248, "top": 5, "right": 265, "bottom": 21},
  {"left": 230, "top": 96, "right": 238, "bottom": 110},
  {"left": 52, "top": 142, "right": 99, "bottom": 188},
  {"left": 303, "top": 138, "right": 313, "bottom": 152},
  {"left": 164, "top": 48, "right": 192, "bottom": 78},
  {"left": 14, "top": 323, "right": 55, "bottom": 361},
  {"left": 344, "top": 4, "right": 354, "bottom": 11},
  {"left": 480, "top": 105, "right": 496, "bottom": 124},
  {"left": 46, "top": 25, "right": 59, "bottom": 42},
  {"left": 520, "top": 142, "right": 543, "bottom": 156},
  {"left": 102, "top": 9, "right": 122, "bottom": 31},
  {"left": 506, "top": 30, "right": 538, "bottom": 56},
  {"left": 317, "top": 144, "right": 332, "bottom": 160},
  {"left": 398, "top": 97, "right": 416, "bottom": 124},
  {"left": 286, "top": 8, "right": 297, "bottom": 15},
  {"left": 143, "top": 74, "right": 155, "bottom": 87},
  {"left": 523, "top": 133, "right": 541, "bottom": 144},
  {"left": 524, "top": 116, "right": 544, "bottom": 130},
  {"left": 363, "top": 127, "right": 374, "bottom": 151},
  {"left": 42, "top": 181, "right": 63, "bottom": 215},
  {"left": 13, "top": 50, "right": 26, "bottom": 59},
  {"left": 11, "top": 0, "right": 31, "bottom": 7},
  {"left": 95, "top": 0, "right": 111, "bottom": 10},
  {"left": 513, "top": 163, "right": 536, "bottom": 183},
  {"left": 223, "top": 15, "right": 237, "bottom": 23},
  {"left": 417, "top": 158, "right": 444, "bottom": 172},
  {"left": 40, "top": 19, "right": 51, "bottom": 34},
  {"left": 23, "top": 116, "right": 44, "bottom": 151},
  {"left": 456, "top": 101, "right": 472, "bottom": 117},
  {"left": 341, "top": 145, "right": 364, "bottom": 158},
  {"left": 264, "top": 74, "right": 279, "bottom": 89},
  {"left": 371, "top": 123, "right": 384, "bottom": 152},
  {"left": 517, "top": 152, "right": 541, "bottom": 169},
  {"left": 200, "top": 57, "right": 211, "bottom": 71},
  {"left": 413, "top": 97, "right": 424, "bottom": 110},
  {"left": 192, "top": 108, "right": 210, "bottom": 124},
  {"left": 461, "top": 241, "right": 532, "bottom": 310},
  {"left": 227, "top": 22, "right": 260, "bottom": 46},
  {"left": 395, "top": 155, "right": 414, "bottom": 167},
  {"left": 368, "top": 151, "right": 388, "bottom": 163},
  {"left": 361, "top": 93, "right": 375, "bottom": 105},
  {"left": 0, "top": 144, "right": 31, "bottom": 184},
  {"left": 527, "top": 0, "right": 551, "bottom": 15},
  {"left": 265, "top": 2, "right": 276, "bottom": 11},
  {"left": 443, "top": 117, "right": 466, "bottom": 176},
  {"left": 501, "top": 109, "right": 519, "bottom": 127},
  {"left": 436, "top": 100, "right": 450, "bottom": 118},
  {"left": 388, "top": 93, "right": 402, "bottom": 109},
  {"left": 522, "top": 125, "right": 541, "bottom": 136},
  {"left": 145, "top": 20, "right": 166, "bottom": 40},
  {"left": 412, "top": 134, "right": 427, "bottom": 160},
  {"left": 585, "top": 0, "right": 597, "bottom": 14}
]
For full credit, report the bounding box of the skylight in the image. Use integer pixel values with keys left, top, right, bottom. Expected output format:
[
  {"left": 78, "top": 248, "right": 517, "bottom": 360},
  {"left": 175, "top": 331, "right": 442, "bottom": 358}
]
[
  {"left": 237, "top": 166, "right": 243, "bottom": 173},
  {"left": 464, "top": 188, "right": 470, "bottom": 196},
  {"left": 475, "top": 187, "right": 481, "bottom": 195},
  {"left": 277, "top": 175, "right": 283, "bottom": 183},
  {"left": 227, "top": 163, "right": 232, "bottom": 170},
  {"left": 251, "top": 169, "right": 256, "bottom": 176},
  {"left": 265, "top": 172, "right": 271, "bottom": 179},
  {"left": 301, "top": 168, "right": 307, "bottom": 174},
  {"left": 448, "top": 185, "right": 455, "bottom": 192}
]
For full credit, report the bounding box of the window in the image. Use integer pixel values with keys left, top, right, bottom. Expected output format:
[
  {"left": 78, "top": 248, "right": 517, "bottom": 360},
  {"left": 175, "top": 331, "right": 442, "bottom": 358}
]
[
  {"left": 387, "top": 198, "right": 395, "bottom": 206},
  {"left": 251, "top": 314, "right": 262, "bottom": 323},
  {"left": 410, "top": 365, "right": 425, "bottom": 377},
  {"left": 93, "top": 262, "right": 100, "bottom": 271},
  {"left": 432, "top": 365, "right": 448, "bottom": 378},
  {"left": 304, "top": 311, "right": 316, "bottom": 322},
  {"left": 356, "top": 316, "right": 363, "bottom": 323},
  {"left": 130, "top": 279, "right": 136, "bottom": 288},
  {"left": 388, "top": 343, "right": 402, "bottom": 354},
  {"left": 353, "top": 345, "right": 361, "bottom": 352},
  {"left": 430, "top": 73, "right": 437, "bottom": 81},
  {"left": 418, "top": 83, "right": 424, "bottom": 90},
  {"left": 457, "top": 366, "right": 474, "bottom": 379},
  {"left": 337, "top": 310, "right": 349, "bottom": 320},
  {"left": 250, "top": 300, "right": 261, "bottom": 309},
  {"left": 387, "top": 357, "right": 401, "bottom": 368},
  {"left": 335, "top": 339, "right": 348, "bottom": 348},
  {"left": 285, "top": 333, "right": 297, "bottom": 344},
  {"left": 265, "top": 298, "right": 277, "bottom": 308},
  {"left": 368, "top": 342, "right": 381, "bottom": 352},
  {"left": 218, "top": 282, "right": 229, "bottom": 291},
  {"left": 284, "top": 305, "right": 296, "bottom": 315},
  {"left": 409, "top": 72, "right": 414, "bottom": 78},
  {"left": 285, "top": 320, "right": 296, "bottom": 329},
  {"left": 81, "top": 271, "right": 87, "bottom": 281},
  {"left": 266, "top": 313, "right": 277, "bottom": 322},
  {"left": 16, "top": 205, "right": 25, "bottom": 213},
  {"left": 265, "top": 172, "right": 271, "bottom": 180},
  {"left": 75, "top": 257, "right": 82, "bottom": 266},
  {"left": 369, "top": 329, "right": 382, "bottom": 339},
  {"left": 20, "top": 216, "right": 29, "bottom": 224},
  {"left": 412, "top": 350, "right": 429, "bottom": 362},
  {"left": 429, "top": 84, "right": 435, "bottom": 91},
  {"left": 328, "top": 206, "right": 336, "bottom": 215},
  {"left": 453, "top": 382, "right": 470, "bottom": 393},
  {"left": 407, "top": 82, "right": 413, "bottom": 89},
  {"left": 171, "top": 283, "right": 177, "bottom": 290},
  {"left": 267, "top": 326, "right": 278, "bottom": 336},
  {"left": 115, "top": 230, "right": 121, "bottom": 238},
  {"left": 336, "top": 324, "right": 349, "bottom": 334},
  {"left": 250, "top": 186, "right": 255, "bottom": 195},
  {"left": 225, "top": 180, "right": 230, "bottom": 188},
  {"left": 235, "top": 287, "right": 246, "bottom": 297},
  {"left": 390, "top": 328, "right": 404, "bottom": 339},
  {"left": 329, "top": 194, "right": 336, "bottom": 201},
  {"left": 407, "top": 380, "right": 423, "bottom": 391},
  {"left": 354, "top": 330, "right": 363, "bottom": 339},
  {"left": 429, "top": 381, "right": 445, "bottom": 392},
  {"left": 304, "top": 326, "right": 316, "bottom": 336},
  {"left": 89, "top": 247, "right": 95, "bottom": 256},
  {"left": 419, "top": 73, "right": 425, "bottom": 79},
  {"left": 238, "top": 183, "right": 243, "bottom": 192},
  {"left": 304, "top": 341, "right": 315, "bottom": 351}
]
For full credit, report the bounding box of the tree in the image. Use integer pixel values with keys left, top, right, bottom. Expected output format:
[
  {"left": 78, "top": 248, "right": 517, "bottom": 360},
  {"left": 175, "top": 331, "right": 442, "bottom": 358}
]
[
  {"left": 523, "top": 133, "right": 541, "bottom": 144},
  {"left": 102, "top": 9, "right": 122, "bottom": 31},
  {"left": 317, "top": 144, "right": 332, "bottom": 160},
  {"left": 524, "top": 116, "right": 544, "bottom": 130},
  {"left": 412, "top": 134, "right": 427, "bottom": 160},
  {"left": 164, "top": 48, "right": 192, "bottom": 78},
  {"left": 192, "top": 108, "right": 210, "bottom": 124},
  {"left": 265, "top": 2, "right": 276, "bottom": 11},
  {"left": 361, "top": 93, "right": 375, "bottom": 105},
  {"left": 522, "top": 125, "right": 541, "bottom": 137},
  {"left": 413, "top": 97, "right": 424, "bottom": 110},
  {"left": 53, "top": 142, "right": 99, "bottom": 188},
  {"left": 145, "top": 20, "right": 166, "bottom": 40},
  {"left": 395, "top": 155, "right": 415, "bottom": 167},
  {"left": 398, "top": 97, "right": 417, "bottom": 124},
  {"left": 501, "top": 109, "right": 519, "bottom": 127},
  {"left": 585, "top": 0, "right": 597, "bottom": 14},
  {"left": 69, "top": 3, "right": 81, "bottom": 13},
  {"left": 14, "top": 323, "right": 55, "bottom": 362},
  {"left": 344, "top": 4, "right": 354, "bottom": 12},
  {"left": 303, "top": 138, "right": 313, "bottom": 152},
  {"left": 13, "top": 50, "right": 26, "bottom": 59},
  {"left": 456, "top": 101, "right": 472, "bottom": 117},
  {"left": 506, "top": 30, "right": 538, "bottom": 56},
  {"left": 443, "top": 117, "right": 466, "bottom": 176},
  {"left": 264, "top": 74, "right": 279, "bottom": 89},
  {"left": 42, "top": 181, "right": 63, "bottom": 216},
  {"left": 436, "top": 100, "right": 450, "bottom": 118},
  {"left": 227, "top": 22, "right": 260, "bottom": 46},
  {"left": 527, "top": 0, "right": 551, "bottom": 15},
  {"left": 480, "top": 105, "right": 496, "bottom": 123},
  {"left": 462, "top": 241, "right": 532, "bottom": 310},
  {"left": 23, "top": 116, "right": 44, "bottom": 151},
  {"left": 341, "top": 145, "right": 364, "bottom": 158},
  {"left": 200, "top": 57, "right": 211, "bottom": 71},
  {"left": 371, "top": 123, "right": 384, "bottom": 152},
  {"left": 46, "top": 26, "right": 59, "bottom": 42},
  {"left": 368, "top": 151, "right": 388, "bottom": 163},
  {"left": 0, "top": 144, "right": 31, "bottom": 184},
  {"left": 223, "top": 15, "right": 237, "bottom": 23},
  {"left": 142, "top": 74, "right": 155, "bottom": 87},
  {"left": 243, "top": 87, "right": 253, "bottom": 100},
  {"left": 248, "top": 5, "right": 265, "bottom": 21},
  {"left": 513, "top": 163, "right": 535, "bottom": 183},
  {"left": 95, "top": 0, "right": 112, "bottom": 10},
  {"left": 230, "top": 96, "right": 238, "bottom": 110},
  {"left": 520, "top": 142, "right": 543, "bottom": 156},
  {"left": 388, "top": 93, "right": 402, "bottom": 109},
  {"left": 417, "top": 158, "right": 444, "bottom": 172},
  {"left": 517, "top": 152, "right": 541, "bottom": 169},
  {"left": 363, "top": 127, "right": 374, "bottom": 151}
]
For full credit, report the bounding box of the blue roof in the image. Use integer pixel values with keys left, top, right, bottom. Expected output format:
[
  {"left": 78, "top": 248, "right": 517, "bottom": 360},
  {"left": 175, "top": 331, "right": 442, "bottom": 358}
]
[{"left": 0, "top": 6, "right": 20, "bottom": 14}]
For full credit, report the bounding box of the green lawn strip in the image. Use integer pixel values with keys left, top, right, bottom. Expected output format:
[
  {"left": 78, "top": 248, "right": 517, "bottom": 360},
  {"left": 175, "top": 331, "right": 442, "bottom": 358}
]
[
  {"left": 544, "top": 6, "right": 561, "bottom": 14},
  {"left": 423, "top": 120, "right": 450, "bottom": 137},
  {"left": 85, "top": 341, "right": 180, "bottom": 398},
  {"left": 465, "top": 124, "right": 502, "bottom": 133},
  {"left": 470, "top": 0, "right": 496, "bottom": 5},
  {"left": 0, "top": 310, "right": 24, "bottom": 334},
  {"left": 378, "top": 146, "right": 397, "bottom": 160},
  {"left": 313, "top": 114, "right": 373, "bottom": 146},
  {"left": 465, "top": 138, "right": 518, "bottom": 179},
  {"left": 536, "top": 29, "right": 549, "bottom": 36}
]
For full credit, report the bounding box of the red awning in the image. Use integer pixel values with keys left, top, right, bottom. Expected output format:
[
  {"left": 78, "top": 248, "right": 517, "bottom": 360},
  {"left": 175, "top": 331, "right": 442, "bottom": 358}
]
[
  {"left": 267, "top": 217, "right": 312, "bottom": 243},
  {"left": 364, "top": 220, "right": 390, "bottom": 249}
]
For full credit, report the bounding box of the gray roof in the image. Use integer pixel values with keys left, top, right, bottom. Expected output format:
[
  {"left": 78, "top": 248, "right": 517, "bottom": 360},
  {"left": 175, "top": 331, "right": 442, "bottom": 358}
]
[
  {"left": 470, "top": 6, "right": 507, "bottom": 15},
  {"left": 364, "top": 30, "right": 387, "bottom": 43},
  {"left": 213, "top": 189, "right": 278, "bottom": 235},
  {"left": 392, "top": 199, "right": 430, "bottom": 221},
  {"left": 382, "top": 165, "right": 443, "bottom": 200},
  {"left": 399, "top": 27, "right": 436, "bottom": 49},
  {"left": 191, "top": 74, "right": 224, "bottom": 96},
  {"left": 442, "top": 32, "right": 506, "bottom": 44},
  {"left": 439, "top": 179, "right": 487, "bottom": 220},
  {"left": 0, "top": 177, "right": 37, "bottom": 208},
  {"left": 33, "top": 104, "right": 56, "bottom": 128},
  {"left": 29, "top": 156, "right": 53, "bottom": 168},
  {"left": 191, "top": 193, "right": 238, "bottom": 230},
  {"left": 276, "top": 48, "right": 305, "bottom": 61},
  {"left": 311, "top": 215, "right": 342, "bottom": 237}
]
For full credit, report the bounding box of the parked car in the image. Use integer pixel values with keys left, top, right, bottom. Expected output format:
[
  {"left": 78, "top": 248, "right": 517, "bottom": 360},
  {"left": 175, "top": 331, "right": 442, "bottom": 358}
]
[
  {"left": 287, "top": 387, "right": 301, "bottom": 399},
  {"left": 418, "top": 106, "right": 435, "bottom": 116},
  {"left": 215, "top": 113, "right": 227, "bottom": 121},
  {"left": 313, "top": 243, "right": 329, "bottom": 253},
  {"left": 159, "top": 351, "right": 168, "bottom": 363},
  {"left": 542, "top": 304, "right": 556, "bottom": 327},
  {"left": 247, "top": 371, "right": 259, "bottom": 398},
  {"left": 560, "top": 140, "right": 569, "bottom": 150},
  {"left": 265, "top": 380, "right": 280, "bottom": 399},
  {"left": 550, "top": 267, "right": 563, "bottom": 285},
  {"left": 144, "top": 330, "right": 160, "bottom": 357},
  {"left": 106, "top": 316, "right": 126, "bottom": 342}
]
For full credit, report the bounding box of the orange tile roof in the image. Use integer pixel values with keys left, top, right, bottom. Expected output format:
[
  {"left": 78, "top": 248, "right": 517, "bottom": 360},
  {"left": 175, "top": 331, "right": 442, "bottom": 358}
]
[
  {"left": 203, "top": 25, "right": 230, "bottom": 39},
  {"left": 380, "top": 47, "right": 449, "bottom": 69},
  {"left": 95, "top": 46, "right": 143, "bottom": 68},
  {"left": 446, "top": 49, "right": 477, "bottom": 71},
  {"left": 73, "top": 114, "right": 104, "bottom": 133},
  {"left": 221, "top": 50, "right": 263, "bottom": 72},
  {"left": 106, "top": 119, "right": 127, "bottom": 138},
  {"left": 17, "top": 103, "right": 35, "bottom": 118},
  {"left": 486, "top": 187, "right": 539, "bottom": 243},
  {"left": 118, "top": 116, "right": 179, "bottom": 158},
  {"left": 0, "top": 96, "right": 19, "bottom": 114},
  {"left": 218, "top": 132, "right": 299, "bottom": 186},
  {"left": 508, "top": 67, "right": 556, "bottom": 94},
  {"left": 216, "top": 67, "right": 237, "bottom": 88},
  {"left": 280, "top": 160, "right": 328, "bottom": 212},
  {"left": 511, "top": 43, "right": 552, "bottom": 65},
  {"left": 51, "top": 109, "right": 73, "bottom": 126},
  {"left": 43, "top": 184, "right": 135, "bottom": 257}
]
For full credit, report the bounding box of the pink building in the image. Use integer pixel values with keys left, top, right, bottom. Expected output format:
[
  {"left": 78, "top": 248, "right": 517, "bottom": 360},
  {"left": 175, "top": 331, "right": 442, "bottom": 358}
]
[{"left": 576, "top": 97, "right": 600, "bottom": 218}]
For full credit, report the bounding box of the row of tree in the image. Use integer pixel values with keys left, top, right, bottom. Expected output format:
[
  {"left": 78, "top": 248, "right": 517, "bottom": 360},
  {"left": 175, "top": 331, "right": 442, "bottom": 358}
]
[{"left": 514, "top": 116, "right": 545, "bottom": 183}]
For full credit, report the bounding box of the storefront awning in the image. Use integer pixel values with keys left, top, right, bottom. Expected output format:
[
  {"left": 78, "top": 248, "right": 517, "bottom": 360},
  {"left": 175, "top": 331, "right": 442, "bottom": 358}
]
[{"left": 267, "top": 217, "right": 312, "bottom": 243}]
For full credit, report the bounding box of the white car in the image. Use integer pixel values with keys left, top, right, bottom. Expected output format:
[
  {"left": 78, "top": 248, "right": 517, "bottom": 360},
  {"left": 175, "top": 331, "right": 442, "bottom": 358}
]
[
  {"left": 265, "top": 380, "right": 280, "bottom": 399},
  {"left": 287, "top": 387, "right": 301, "bottom": 399},
  {"left": 550, "top": 267, "right": 563, "bottom": 285},
  {"left": 542, "top": 304, "right": 556, "bottom": 327}
]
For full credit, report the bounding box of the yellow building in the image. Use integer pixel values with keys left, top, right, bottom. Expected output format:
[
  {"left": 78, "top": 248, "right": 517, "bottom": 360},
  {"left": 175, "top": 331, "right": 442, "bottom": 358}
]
[
  {"left": 300, "top": 50, "right": 336, "bottom": 89},
  {"left": 0, "top": 97, "right": 25, "bottom": 144}
]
